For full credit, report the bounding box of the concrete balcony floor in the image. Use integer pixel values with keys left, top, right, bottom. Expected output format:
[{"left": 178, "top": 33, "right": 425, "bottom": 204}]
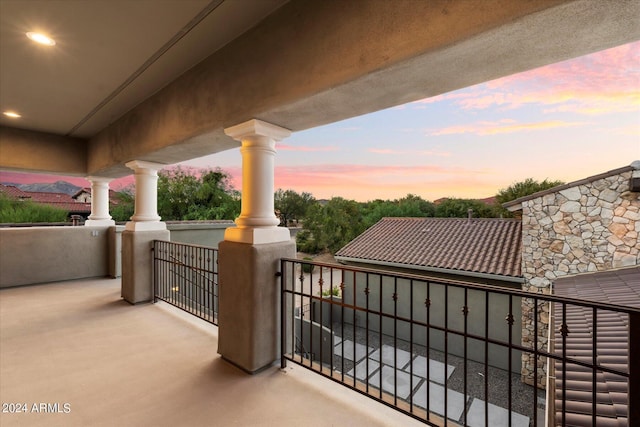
[{"left": 0, "top": 278, "right": 423, "bottom": 427}]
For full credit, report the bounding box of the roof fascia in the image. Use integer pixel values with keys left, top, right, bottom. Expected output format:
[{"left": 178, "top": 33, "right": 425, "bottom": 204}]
[{"left": 334, "top": 256, "right": 525, "bottom": 284}]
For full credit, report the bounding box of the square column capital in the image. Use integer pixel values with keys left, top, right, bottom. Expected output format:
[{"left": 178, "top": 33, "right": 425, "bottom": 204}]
[
  {"left": 125, "top": 160, "right": 166, "bottom": 173},
  {"left": 86, "top": 176, "right": 114, "bottom": 184},
  {"left": 224, "top": 119, "right": 291, "bottom": 142}
]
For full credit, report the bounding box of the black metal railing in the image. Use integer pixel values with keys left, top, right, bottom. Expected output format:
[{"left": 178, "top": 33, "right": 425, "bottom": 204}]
[
  {"left": 153, "top": 240, "right": 218, "bottom": 325},
  {"left": 280, "top": 258, "right": 639, "bottom": 426}
]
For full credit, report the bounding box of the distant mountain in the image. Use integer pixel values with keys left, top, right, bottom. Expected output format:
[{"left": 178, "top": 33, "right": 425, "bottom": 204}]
[{"left": 2, "top": 181, "right": 82, "bottom": 195}]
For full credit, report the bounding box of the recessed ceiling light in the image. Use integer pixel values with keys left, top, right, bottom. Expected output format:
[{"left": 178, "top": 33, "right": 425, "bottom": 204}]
[
  {"left": 26, "top": 32, "right": 56, "bottom": 46},
  {"left": 3, "top": 111, "right": 21, "bottom": 118}
]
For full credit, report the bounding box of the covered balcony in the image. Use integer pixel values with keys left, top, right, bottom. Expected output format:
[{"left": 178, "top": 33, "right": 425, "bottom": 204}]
[
  {"left": 1, "top": 1, "right": 639, "bottom": 426},
  {"left": 0, "top": 277, "right": 422, "bottom": 426}
]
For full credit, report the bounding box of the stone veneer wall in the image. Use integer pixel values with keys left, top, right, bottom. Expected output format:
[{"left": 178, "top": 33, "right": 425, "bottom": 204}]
[{"left": 520, "top": 166, "right": 640, "bottom": 387}]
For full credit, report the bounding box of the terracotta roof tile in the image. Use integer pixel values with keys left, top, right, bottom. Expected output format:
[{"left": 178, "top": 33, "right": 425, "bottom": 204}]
[
  {"left": 26, "top": 191, "right": 75, "bottom": 203},
  {"left": 0, "top": 186, "right": 91, "bottom": 213},
  {"left": 0, "top": 184, "right": 31, "bottom": 199},
  {"left": 39, "top": 202, "right": 91, "bottom": 213},
  {"left": 335, "top": 217, "right": 522, "bottom": 278},
  {"left": 554, "top": 266, "right": 640, "bottom": 427}
]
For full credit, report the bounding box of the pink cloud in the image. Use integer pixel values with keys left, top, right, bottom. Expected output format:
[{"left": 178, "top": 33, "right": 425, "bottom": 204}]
[
  {"left": 368, "top": 148, "right": 404, "bottom": 154},
  {"left": 0, "top": 171, "right": 134, "bottom": 191},
  {"left": 415, "top": 42, "right": 640, "bottom": 115},
  {"left": 274, "top": 163, "right": 487, "bottom": 188},
  {"left": 368, "top": 148, "right": 450, "bottom": 157},
  {"left": 430, "top": 119, "right": 586, "bottom": 136},
  {"left": 277, "top": 143, "right": 339, "bottom": 152}
]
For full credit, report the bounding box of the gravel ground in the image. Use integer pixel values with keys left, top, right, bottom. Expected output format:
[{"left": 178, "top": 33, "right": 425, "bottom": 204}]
[{"left": 325, "top": 322, "right": 546, "bottom": 425}]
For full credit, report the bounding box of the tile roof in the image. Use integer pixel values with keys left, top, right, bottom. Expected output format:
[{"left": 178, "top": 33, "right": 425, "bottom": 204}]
[
  {"left": 26, "top": 191, "right": 76, "bottom": 203},
  {"left": 503, "top": 163, "right": 637, "bottom": 210},
  {"left": 335, "top": 217, "right": 522, "bottom": 279},
  {"left": 40, "top": 202, "right": 91, "bottom": 213},
  {"left": 0, "top": 186, "right": 91, "bottom": 213},
  {"left": 553, "top": 266, "right": 640, "bottom": 427},
  {"left": 0, "top": 184, "right": 31, "bottom": 199}
]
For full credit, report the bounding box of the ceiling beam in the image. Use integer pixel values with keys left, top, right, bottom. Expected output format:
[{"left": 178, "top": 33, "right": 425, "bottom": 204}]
[{"left": 0, "top": 126, "right": 87, "bottom": 175}]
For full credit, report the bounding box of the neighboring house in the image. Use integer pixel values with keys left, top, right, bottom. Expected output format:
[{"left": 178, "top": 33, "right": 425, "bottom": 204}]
[
  {"left": 72, "top": 187, "right": 92, "bottom": 203},
  {"left": 0, "top": 184, "right": 91, "bottom": 218},
  {"left": 335, "top": 217, "right": 522, "bottom": 287},
  {"left": 333, "top": 162, "right": 640, "bottom": 395},
  {"left": 504, "top": 162, "right": 640, "bottom": 389},
  {"left": 0, "top": 184, "right": 31, "bottom": 200},
  {"left": 334, "top": 217, "right": 524, "bottom": 373},
  {"left": 72, "top": 187, "right": 121, "bottom": 207}
]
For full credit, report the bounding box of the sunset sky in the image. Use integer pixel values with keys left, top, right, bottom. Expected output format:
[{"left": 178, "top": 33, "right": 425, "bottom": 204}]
[{"left": 2, "top": 41, "right": 639, "bottom": 202}]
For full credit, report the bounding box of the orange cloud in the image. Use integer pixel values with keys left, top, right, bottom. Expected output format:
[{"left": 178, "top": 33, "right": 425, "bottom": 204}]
[{"left": 271, "top": 164, "right": 499, "bottom": 201}]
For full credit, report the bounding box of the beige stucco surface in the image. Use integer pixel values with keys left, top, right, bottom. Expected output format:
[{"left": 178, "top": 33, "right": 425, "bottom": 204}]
[
  {"left": 121, "top": 228, "right": 170, "bottom": 303},
  {"left": 0, "top": 226, "right": 110, "bottom": 288},
  {"left": 218, "top": 240, "right": 296, "bottom": 372},
  {"left": 0, "top": 127, "right": 87, "bottom": 176},
  {"left": 2, "top": 0, "right": 638, "bottom": 177},
  {"left": 0, "top": 278, "right": 424, "bottom": 427},
  {"left": 166, "top": 221, "right": 232, "bottom": 248}
]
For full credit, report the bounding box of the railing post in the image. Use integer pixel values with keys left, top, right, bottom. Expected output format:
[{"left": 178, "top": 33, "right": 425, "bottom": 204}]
[
  {"left": 152, "top": 240, "right": 157, "bottom": 303},
  {"left": 630, "top": 311, "right": 639, "bottom": 427},
  {"left": 280, "top": 259, "right": 286, "bottom": 369}
]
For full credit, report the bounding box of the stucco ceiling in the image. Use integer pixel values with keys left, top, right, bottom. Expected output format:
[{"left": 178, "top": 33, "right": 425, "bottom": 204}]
[
  {"left": 0, "top": 0, "right": 638, "bottom": 178},
  {"left": 0, "top": 0, "right": 288, "bottom": 138}
]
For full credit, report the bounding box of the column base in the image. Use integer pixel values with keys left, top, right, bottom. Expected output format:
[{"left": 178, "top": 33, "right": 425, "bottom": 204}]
[
  {"left": 217, "top": 240, "right": 296, "bottom": 373},
  {"left": 224, "top": 226, "right": 291, "bottom": 244},
  {"left": 85, "top": 219, "right": 115, "bottom": 227},
  {"left": 121, "top": 229, "right": 170, "bottom": 303}
]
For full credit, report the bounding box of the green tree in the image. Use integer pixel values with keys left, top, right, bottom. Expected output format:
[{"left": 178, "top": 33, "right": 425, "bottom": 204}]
[
  {"left": 362, "top": 194, "right": 434, "bottom": 228},
  {"left": 110, "top": 187, "right": 135, "bottom": 222},
  {"left": 434, "top": 198, "right": 496, "bottom": 218},
  {"left": 157, "top": 167, "right": 201, "bottom": 220},
  {"left": 0, "top": 193, "right": 68, "bottom": 223},
  {"left": 111, "top": 167, "right": 240, "bottom": 222},
  {"left": 496, "top": 178, "right": 564, "bottom": 204},
  {"left": 494, "top": 178, "right": 564, "bottom": 217},
  {"left": 297, "top": 197, "right": 365, "bottom": 254},
  {"left": 274, "top": 189, "right": 316, "bottom": 226},
  {"left": 186, "top": 169, "right": 240, "bottom": 220}
]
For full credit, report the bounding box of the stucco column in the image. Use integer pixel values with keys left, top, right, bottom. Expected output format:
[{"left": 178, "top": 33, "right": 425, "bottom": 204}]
[
  {"left": 124, "top": 160, "right": 166, "bottom": 231},
  {"left": 121, "top": 160, "right": 169, "bottom": 304},
  {"left": 84, "top": 176, "right": 115, "bottom": 226},
  {"left": 218, "top": 119, "right": 295, "bottom": 372},
  {"left": 224, "top": 119, "right": 291, "bottom": 244}
]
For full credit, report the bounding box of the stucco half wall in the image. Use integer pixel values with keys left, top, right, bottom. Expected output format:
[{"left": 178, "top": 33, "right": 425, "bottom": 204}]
[{"left": 0, "top": 226, "right": 110, "bottom": 288}]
